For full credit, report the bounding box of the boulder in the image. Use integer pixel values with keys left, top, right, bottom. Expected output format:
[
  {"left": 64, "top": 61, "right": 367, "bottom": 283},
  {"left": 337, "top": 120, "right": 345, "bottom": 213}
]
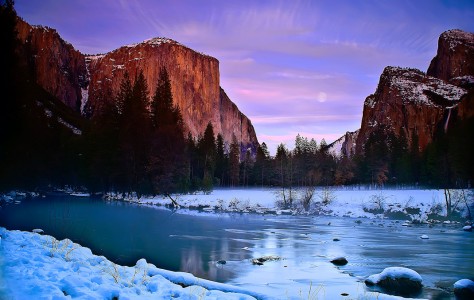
[
  {"left": 251, "top": 256, "right": 281, "bottom": 265},
  {"left": 462, "top": 225, "right": 472, "bottom": 232},
  {"left": 330, "top": 257, "right": 348, "bottom": 266},
  {"left": 454, "top": 279, "right": 474, "bottom": 299},
  {"left": 365, "top": 267, "right": 422, "bottom": 296}
]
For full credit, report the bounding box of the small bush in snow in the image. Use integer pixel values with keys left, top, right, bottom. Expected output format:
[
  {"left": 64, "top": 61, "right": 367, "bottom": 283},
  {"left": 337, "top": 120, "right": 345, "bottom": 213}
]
[
  {"left": 274, "top": 187, "right": 296, "bottom": 209},
  {"left": 317, "top": 187, "right": 336, "bottom": 205},
  {"left": 300, "top": 186, "right": 316, "bottom": 211},
  {"left": 370, "top": 192, "right": 388, "bottom": 211}
]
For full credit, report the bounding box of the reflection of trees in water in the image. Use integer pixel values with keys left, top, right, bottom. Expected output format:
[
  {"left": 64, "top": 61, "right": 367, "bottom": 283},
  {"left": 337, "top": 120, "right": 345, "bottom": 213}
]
[
  {"left": 181, "top": 246, "right": 206, "bottom": 278},
  {"left": 179, "top": 236, "right": 249, "bottom": 282}
]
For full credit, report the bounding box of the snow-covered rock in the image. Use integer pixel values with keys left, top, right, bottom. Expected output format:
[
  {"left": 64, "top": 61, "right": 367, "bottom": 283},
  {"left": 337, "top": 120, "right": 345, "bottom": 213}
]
[
  {"left": 453, "top": 279, "right": 474, "bottom": 299},
  {"left": 365, "top": 267, "right": 423, "bottom": 296},
  {"left": 419, "top": 235, "right": 429, "bottom": 239},
  {"left": 462, "top": 225, "right": 472, "bottom": 232}
]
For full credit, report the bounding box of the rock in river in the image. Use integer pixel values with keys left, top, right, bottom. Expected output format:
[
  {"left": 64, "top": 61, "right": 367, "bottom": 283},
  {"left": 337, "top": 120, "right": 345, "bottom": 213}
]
[
  {"left": 330, "top": 257, "right": 348, "bottom": 266},
  {"left": 365, "top": 267, "right": 422, "bottom": 296},
  {"left": 454, "top": 279, "right": 474, "bottom": 299},
  {"left": 251, "top": 255, "right": 281, "bottom": 265}
]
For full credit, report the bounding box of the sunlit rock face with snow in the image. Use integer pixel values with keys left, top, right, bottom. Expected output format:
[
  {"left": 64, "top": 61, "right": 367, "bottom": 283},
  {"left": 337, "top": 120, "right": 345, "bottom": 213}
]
[
  {"left": 356, "top": 66, "right": 467, "bottom": 152},
  {"left": 329, "top": 29, "right": 474, "bottom": 156},
  {"left": 15, "top": 19, "right": 258, "bottom": 149}
]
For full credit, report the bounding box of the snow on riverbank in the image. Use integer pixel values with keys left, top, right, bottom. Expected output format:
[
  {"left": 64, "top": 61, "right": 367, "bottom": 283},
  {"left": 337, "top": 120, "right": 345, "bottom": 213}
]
[
  {"left": 0, "top": 227, "right": 262, "bottom": 300},
  {"left": 112, "top": 188, "right": 472, "bottom": 222},
  {"left": 0, "top": 228, "right": 429, "bottom": 300}
]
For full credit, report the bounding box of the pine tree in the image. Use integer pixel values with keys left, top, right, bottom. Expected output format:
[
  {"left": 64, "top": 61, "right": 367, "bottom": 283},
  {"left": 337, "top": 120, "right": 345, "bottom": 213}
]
[
  {"left": 198, "top": 122, "right": 216, "bottom": 191},
  {"left": 253, "top": 142, "right": 269, "bottom": 187},
  {"left": 84, "top": 89, "right": 121, "bottom": 192},
  {"left": 215, "top": 134, "right": 228, "bottom": 186},
  {"left": 148, "top": 67, "right": 188, "bottom": 195},
  {"left": 151, "top": 67, "right": 174, "bottom": 128},
  {"left": 229, "top": 135, "right": 240, "bottom": 187},
  {"left": 117, "top": 71, "right": 152, "bottom": 196}
]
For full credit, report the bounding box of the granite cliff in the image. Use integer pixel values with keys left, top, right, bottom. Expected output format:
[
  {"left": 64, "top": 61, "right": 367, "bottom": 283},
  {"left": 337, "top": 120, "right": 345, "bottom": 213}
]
[
  {"left": 15, "top": 19, "right": 258, "bottom": 149},
  {"left": 15, "top": 18, "right": 88, "bottom": 111},
  {"left": 427, "top": 29, "right": 474, "bottom": 81},
  {"left": 328, "top": 29, "right": 474, "bottom": 156}
]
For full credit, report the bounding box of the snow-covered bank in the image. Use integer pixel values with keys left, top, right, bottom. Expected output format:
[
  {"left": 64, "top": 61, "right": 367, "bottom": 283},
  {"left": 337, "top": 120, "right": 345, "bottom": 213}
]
[
  {"left": 110, "top": 188, "right": 473, "bottom": 222},
  {"left": 0, "top": 228, "right": 431, "bottom": 300},
  {"left": 0, "top": 227, "right": 262, "bottom": 300}
]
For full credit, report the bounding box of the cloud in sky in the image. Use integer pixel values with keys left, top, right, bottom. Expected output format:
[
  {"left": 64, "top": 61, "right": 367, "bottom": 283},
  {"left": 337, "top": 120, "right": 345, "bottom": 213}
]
[{"left": 15, "top": 0, "right": 474, "bottom": 154}]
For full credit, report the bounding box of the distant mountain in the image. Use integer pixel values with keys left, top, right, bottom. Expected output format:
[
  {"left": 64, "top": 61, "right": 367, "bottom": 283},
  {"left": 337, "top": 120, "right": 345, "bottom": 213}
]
[
  {"left": 15, "top": 18, "right": 258, "bottom": 150},
  {"left": 328, "top": 29, "right": 474, "bottom": 157}
]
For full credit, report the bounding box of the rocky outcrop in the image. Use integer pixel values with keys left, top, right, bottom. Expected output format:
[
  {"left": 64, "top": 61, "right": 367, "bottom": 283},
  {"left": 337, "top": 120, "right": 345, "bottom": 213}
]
[
  {"left": 15, "top": 19, "right": 258, "bottom": 148},
  {"left": 327, "top": 130, "right": 358, "bottom": 157},
  {"left": 427, "top": 29, "right": 474, "bottom": 81},
  {"left": 457, "top": 86, "right": 474, "bottom": 119},
  {"left": 15, "top": 18, "right": 88, "bottom": 111},
  {"left": 356, "top": 67, "right": 467, "bottom": 152},
  {"left": 219, "top": 88, "right": 258, "bottom": 149},
  {"left": 332, "top": 29, "right": 474, "bottom": 156}
]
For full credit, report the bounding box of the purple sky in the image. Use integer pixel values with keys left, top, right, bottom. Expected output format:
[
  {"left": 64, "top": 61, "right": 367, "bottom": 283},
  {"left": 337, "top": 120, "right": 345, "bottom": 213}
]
[{"left": 15, "top": 0, "right": 474, "bottom": 154}]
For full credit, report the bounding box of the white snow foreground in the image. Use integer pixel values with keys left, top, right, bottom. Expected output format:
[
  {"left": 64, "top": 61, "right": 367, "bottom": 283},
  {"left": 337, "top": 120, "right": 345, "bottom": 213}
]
[{"left": 0, "top": 227, "right": 261, "bottom": 300}]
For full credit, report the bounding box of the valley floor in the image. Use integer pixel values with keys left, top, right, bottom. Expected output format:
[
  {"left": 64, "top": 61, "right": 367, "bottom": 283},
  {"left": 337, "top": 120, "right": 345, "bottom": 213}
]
[{"left": 1, "top": 187, "right": 472, "bottom": 300}]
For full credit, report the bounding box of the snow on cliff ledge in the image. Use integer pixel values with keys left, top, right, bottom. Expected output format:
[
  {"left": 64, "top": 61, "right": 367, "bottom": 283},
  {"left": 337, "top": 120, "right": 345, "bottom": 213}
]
[{"left": 366, "top": 67, "right": 467, "bottom": 108}]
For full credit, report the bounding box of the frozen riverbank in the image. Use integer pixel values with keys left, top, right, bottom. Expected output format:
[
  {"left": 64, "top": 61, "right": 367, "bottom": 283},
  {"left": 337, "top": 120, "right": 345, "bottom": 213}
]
[
  {"left": 110, "top": 188, "right": 472, "bottom": 222},
  {"left": 0, "top": 227, "right": 262, "bottom": 299}
]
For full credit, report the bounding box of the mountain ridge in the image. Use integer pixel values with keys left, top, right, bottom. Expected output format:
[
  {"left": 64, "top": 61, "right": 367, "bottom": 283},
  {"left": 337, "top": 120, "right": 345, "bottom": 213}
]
[{"left": 15, "top": 17, "right": 258, "bottom": 149}]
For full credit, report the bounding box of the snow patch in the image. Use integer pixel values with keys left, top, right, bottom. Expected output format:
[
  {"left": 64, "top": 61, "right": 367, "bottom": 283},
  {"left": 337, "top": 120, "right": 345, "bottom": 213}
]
[
  {"left": 57, "top": 117, "right": 82, "bottom": 135},
  {"left": 384, "top": 67, "right": 467, "bottom": 106}
]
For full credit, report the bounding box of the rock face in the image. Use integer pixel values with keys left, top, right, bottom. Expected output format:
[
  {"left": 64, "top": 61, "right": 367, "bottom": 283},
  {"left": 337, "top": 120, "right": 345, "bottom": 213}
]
[
  {"left": 327, "top": 130, "right": 358, "bottom": 157},
  {"left": 15, "top": 19, "right": 258, "bottom": 149},
  {"left": 356, "top": 67, "right": 467, "bottom": 152},
  {"left": 331, "top": 29, "right": 474, "bottom": 156},
  {"left": 15, "top": 18, "right": 88, "bottom": 111},
  {"left": 427, "top": 29, "right": 474, "bottom": 81}
]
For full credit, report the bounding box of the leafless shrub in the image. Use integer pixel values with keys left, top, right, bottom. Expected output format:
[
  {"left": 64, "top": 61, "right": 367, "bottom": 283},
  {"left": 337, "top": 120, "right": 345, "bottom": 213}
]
[
  {"left": 300, "top": 186, "right": 316, "bottom": 211},
  {"left": 317, "top": 187, "right": 336, "bottom": 205}
]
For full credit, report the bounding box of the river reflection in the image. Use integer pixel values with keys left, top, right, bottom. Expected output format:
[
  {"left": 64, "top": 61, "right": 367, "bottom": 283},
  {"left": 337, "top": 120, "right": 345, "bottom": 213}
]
[{"left": 1, "top": 196, "right": 472, "bottom": 299}]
